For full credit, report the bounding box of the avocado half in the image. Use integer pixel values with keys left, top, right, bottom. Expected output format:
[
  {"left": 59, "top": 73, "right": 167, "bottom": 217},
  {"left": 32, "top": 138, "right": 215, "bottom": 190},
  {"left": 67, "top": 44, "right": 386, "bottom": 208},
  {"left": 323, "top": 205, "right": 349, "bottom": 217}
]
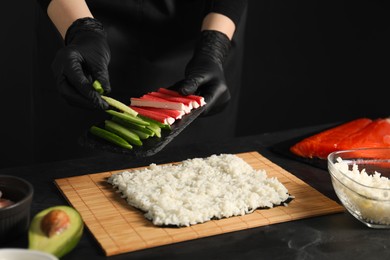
[{"left": 28, "top": 205, "right": 84, "bottom": 258}]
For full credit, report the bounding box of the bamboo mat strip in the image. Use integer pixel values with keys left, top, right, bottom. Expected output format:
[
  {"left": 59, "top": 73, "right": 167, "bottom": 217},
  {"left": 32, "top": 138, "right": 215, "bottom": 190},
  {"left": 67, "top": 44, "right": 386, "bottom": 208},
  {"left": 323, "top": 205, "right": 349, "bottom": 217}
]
[{"left": 55, "top": 151, "right": 344, "bottom": 256}]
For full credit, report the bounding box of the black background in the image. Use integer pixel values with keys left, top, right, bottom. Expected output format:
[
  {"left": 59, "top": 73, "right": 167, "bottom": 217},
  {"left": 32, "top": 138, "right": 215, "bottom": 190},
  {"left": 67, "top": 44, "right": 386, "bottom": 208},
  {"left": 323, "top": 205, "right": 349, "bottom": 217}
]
[
  {"left": 1, "top": 0, "right": 389, "bottom": 169},
  {"left": 238, "top": 0, "right": 389, "bottom": 135}
]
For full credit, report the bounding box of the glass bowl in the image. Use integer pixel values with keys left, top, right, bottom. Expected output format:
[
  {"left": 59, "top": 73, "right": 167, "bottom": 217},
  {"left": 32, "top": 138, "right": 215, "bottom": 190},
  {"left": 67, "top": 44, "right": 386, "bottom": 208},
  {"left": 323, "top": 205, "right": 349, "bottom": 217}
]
[
  {"left": 328, "top": 148, "right": 390, "bottom": 228},
  {"left": 0, "top": 175, "right": 34, "bottom": 242}
]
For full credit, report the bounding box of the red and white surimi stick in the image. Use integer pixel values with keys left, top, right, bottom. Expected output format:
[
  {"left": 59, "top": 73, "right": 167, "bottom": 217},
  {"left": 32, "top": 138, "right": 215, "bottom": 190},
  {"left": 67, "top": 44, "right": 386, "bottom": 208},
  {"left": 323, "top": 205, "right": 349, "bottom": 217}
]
[
  {"left": 130, "top": 106, "right": 175, "bottom": 125},
  {"left": 157, "top": 88, "right": 206, "bottom": 107},
  {"left": 149, "top": 91, "right": 199, "bottom": 109},
  {"left": 130, "top": 96, "right": 187, "bottom": 112},
  {"left": 131, "top": 106, "right": 184, "bottom": 119},
  {"left": 142, "top": 94, "right": 191, "bottom": 114},
  {"left": 148, "top": 92, "right": 194, "bottom": 110}
]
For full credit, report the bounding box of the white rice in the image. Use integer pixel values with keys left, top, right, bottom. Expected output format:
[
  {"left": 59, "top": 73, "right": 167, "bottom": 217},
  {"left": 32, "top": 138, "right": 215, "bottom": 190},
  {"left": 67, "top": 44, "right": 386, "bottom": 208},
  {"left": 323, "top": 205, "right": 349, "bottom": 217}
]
[
  {"left": 107, "top": 154, "right": 290, "bottom": 226},
  {"left": 333, "top": 157, "right": 390, "bottom": 225}
]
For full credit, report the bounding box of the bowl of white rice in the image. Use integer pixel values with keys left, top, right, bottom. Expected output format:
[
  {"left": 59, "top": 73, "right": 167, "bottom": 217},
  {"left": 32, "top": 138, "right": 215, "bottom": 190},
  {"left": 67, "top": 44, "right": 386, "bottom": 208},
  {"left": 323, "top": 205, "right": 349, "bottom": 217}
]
[{"left": 328, "top": 148, "right": 390, "bottom": 229}]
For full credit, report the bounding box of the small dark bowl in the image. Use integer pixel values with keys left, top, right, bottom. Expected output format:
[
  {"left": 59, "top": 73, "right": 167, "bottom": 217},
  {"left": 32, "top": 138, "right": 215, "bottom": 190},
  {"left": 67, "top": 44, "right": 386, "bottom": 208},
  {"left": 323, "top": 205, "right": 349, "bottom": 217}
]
[{"left": 0, "top": 175, "right": 34, "bottom": 243}]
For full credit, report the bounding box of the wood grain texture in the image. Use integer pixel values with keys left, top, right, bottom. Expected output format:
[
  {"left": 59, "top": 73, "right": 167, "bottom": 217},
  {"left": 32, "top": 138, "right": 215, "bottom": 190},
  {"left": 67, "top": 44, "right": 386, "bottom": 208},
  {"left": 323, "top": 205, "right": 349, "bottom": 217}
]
[{"left": 54, "top": 151, "right": 344, "bottom": 256}]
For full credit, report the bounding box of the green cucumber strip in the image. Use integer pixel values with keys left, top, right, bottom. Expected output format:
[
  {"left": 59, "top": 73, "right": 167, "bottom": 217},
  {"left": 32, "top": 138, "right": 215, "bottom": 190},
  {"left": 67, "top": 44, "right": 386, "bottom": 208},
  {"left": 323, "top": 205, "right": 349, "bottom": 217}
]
[
  {"left": 106, "top": 110, "right": 149, "bottom": 126},
  {"left": 92, "top": 80, "right": 104, "bottom": 94},
  {"left": 111, "top": 116, "right": 155, "bottom": 136},
  {"left": 130, "top": 129, "right": 151, "bottom": 140},
  {"left": 104, "top": 120, "right": 142, "bottom": 146},
  {"left": 138, "top": 115, "right": 171, "bottom": 130},
  {"left": 146, "top": 121, "right": 162, "bottom": 138},
  {"left": 101, "top": 96, "right": 138, "bottom": 117},
  {"left": 89, "top": 126, "right": 132, "bottom": 150}
]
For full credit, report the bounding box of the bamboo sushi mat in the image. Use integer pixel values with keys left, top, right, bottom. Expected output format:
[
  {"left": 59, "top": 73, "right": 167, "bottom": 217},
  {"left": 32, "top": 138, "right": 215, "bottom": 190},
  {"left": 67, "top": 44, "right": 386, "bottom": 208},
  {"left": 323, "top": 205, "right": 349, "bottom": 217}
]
[{"left": 54, "top": 151, "right": 344, "bottom": 256}]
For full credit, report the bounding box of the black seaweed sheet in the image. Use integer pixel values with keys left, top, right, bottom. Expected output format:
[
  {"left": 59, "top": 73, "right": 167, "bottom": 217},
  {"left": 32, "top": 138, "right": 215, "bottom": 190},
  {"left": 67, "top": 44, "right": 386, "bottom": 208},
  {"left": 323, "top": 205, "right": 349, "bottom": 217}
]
[{"left": 79, "top": 106, "right": 206, "bottom": 158}]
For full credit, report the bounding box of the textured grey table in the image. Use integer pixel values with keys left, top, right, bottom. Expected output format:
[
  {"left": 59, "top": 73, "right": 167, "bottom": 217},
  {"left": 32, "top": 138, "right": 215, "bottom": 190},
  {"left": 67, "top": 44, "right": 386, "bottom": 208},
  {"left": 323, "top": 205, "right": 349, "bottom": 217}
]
[{"left": 2, "top": 124, "right": 389, "bottom": 260}]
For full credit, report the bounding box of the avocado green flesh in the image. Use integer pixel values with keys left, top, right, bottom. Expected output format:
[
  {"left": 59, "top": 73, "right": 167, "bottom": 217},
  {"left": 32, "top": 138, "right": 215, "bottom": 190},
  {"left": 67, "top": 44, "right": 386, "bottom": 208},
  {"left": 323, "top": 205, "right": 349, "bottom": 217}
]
[{"left": 28, "top": 205, "right": 84, "bottom": 258}]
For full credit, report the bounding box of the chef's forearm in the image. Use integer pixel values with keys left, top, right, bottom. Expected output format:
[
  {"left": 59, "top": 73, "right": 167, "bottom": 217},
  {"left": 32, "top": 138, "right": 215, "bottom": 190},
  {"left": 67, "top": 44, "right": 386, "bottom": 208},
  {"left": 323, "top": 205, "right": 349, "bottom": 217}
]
[
  {"left": 202, "top": 0, "right": 247, "bottom": 40},
  {"left": 201, "top": 13, "right": 235, "bottom": 40},
  {"left": 47, "top": 0, "right": 93, "bottom": 39}
]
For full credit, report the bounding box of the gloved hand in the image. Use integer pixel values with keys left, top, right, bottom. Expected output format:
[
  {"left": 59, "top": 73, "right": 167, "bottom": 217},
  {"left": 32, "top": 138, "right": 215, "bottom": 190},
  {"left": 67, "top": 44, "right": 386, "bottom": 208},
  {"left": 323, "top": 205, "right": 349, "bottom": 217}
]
[
  {"left": 51, "top": 17, "right": 111, "bottom": 110},
  {"left": 171, "top": 30, "right": 231, "bottom": 116}
]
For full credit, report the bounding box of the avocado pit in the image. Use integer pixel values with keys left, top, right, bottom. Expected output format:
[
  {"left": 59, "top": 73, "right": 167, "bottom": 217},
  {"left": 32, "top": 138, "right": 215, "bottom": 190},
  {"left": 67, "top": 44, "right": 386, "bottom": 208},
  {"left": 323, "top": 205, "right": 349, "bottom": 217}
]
[{"left": 41, "top": 209, "right": 70, "bottom": 237}]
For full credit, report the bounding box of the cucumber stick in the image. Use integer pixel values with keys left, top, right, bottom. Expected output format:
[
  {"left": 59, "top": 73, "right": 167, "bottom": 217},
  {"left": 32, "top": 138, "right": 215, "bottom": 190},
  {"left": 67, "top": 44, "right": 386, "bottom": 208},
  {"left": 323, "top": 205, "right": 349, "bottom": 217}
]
[
  {"left": 92, "top": 80, "right": 137, "bottom": 116},
  {"left": 146, "top": 121, "right": 162, "bottom": 138},
  {"left": 92, "top": 80, "right": 104, "bottom": 94},
  {"left": 138, "top": 114, "right": 171, "bottom": 130},
  {"left": 104, "top": 120, "right": 142, "bottom": 146},
  {"left": 106, "top": 110, "right": 149, "bottom": 126},
  {"left": 111, "top": 116, "right": 155, "bottom": 136},
  {"left": 102, "top": 96, "right": 138, "bottom": 117},
  {"left": 90, "top": 126, "right": 132, "bottom": 150},
  {"left": 130, "top": 129, "right": 151, "bottom": 140}
]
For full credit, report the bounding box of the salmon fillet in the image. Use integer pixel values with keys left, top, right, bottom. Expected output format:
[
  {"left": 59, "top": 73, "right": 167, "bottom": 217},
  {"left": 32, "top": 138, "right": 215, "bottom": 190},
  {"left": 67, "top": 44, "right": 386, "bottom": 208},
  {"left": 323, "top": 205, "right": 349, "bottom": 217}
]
[
  {"left": 337, "top": 118, "right": 390, "bottom": 150},
  {"left": 290, "top": 118, "right": 372, "bottom": 159}
]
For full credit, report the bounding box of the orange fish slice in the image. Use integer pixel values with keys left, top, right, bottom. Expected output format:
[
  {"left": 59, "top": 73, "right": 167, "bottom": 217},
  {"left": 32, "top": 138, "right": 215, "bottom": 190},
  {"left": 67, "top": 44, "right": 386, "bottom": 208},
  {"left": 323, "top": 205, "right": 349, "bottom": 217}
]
[
  {"left": 290, "top": 118, "right": 372, "bottom": 159},
  {"left": 337, "top": 118, "right": 390, "bottom": 150}
]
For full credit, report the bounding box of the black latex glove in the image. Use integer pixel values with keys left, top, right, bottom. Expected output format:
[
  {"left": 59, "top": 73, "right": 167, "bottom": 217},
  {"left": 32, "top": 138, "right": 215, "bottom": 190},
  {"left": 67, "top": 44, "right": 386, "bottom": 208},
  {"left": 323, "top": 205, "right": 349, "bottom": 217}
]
[
  {"left": 52, "top": 17, "right": 111, "bottom": 110},
  {"left": 171, "top": 30, "right": 231, "bottom": 116}
]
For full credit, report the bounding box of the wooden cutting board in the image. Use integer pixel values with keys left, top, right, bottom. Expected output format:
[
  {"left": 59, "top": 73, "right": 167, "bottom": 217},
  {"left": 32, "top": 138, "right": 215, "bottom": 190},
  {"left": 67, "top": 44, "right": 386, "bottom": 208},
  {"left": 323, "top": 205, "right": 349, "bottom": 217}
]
[{"left": 54, "top": 151, "right": 344, "bottom": 256}]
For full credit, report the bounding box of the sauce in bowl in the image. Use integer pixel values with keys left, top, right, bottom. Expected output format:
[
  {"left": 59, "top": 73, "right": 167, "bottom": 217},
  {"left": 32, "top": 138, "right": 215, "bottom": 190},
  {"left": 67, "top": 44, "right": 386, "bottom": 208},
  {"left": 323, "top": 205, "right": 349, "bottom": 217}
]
[{"left": 0, "top": 190, "right": 15, "bottom": 209}]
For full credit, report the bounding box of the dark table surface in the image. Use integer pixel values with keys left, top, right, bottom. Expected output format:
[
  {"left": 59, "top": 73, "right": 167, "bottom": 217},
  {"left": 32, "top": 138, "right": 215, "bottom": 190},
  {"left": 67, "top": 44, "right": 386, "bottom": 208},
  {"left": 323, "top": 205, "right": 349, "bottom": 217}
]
[{"left": 1, "top": 124, "right": 390, "bottom": 260}]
